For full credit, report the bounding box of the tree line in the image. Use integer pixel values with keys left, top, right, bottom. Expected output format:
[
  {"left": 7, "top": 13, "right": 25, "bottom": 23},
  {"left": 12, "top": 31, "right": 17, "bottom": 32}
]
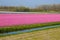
[{"left": 0, "top": 4, "right": 60, "bottom": 12}]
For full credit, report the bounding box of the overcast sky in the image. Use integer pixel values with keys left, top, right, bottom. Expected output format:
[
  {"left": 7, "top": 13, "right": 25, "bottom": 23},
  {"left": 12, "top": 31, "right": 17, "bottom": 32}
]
[{"left": 0, "top": 0, "right": 60, "bottom": 7}]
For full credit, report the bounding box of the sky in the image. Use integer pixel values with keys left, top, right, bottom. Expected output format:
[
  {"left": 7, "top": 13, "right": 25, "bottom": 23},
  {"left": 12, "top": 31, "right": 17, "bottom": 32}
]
[{"left": 0, "top": 0, "right": 60, "bottom": 8}]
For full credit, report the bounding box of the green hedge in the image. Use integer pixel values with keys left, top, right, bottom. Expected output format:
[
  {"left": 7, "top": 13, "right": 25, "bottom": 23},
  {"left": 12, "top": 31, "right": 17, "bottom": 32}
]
[{"left": 0, "top": 22, "right": 60, "bottom": 33}]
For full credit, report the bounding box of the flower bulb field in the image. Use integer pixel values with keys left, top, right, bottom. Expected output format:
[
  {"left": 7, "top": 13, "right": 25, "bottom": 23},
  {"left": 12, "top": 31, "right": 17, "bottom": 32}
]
[
  {"left": 0, "top": 13, "right": 60, "bottom": 33},
  {"left": 0, "top": 13, "right": 60, "bottom": 27},
  {"left": 0, "top": 13, "right": 60, "bottom": 39}
]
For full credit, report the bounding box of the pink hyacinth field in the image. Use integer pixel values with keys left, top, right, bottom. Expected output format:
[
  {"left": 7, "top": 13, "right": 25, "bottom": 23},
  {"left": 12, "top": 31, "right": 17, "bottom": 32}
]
[{"left": 0, "top": 13, "right": 60, "bottom": 27}]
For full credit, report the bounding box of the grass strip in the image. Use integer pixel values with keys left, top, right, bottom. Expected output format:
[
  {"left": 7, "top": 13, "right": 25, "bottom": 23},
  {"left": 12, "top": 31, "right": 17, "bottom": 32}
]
[
  {"left": 0, "top": 26, "right": 60, "bottom": 37},
  {"left": 0, "top": 22, "right": 60, "bottom": 33}
]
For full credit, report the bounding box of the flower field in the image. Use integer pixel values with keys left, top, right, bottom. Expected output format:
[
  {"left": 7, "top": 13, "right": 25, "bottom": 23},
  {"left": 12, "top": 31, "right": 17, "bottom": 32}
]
[
  {"left": 0, "top": 13, "right": 60, "bottom": 40},
  {"left": 0, "top": 13, "right": 60, "bottom": 27}
]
